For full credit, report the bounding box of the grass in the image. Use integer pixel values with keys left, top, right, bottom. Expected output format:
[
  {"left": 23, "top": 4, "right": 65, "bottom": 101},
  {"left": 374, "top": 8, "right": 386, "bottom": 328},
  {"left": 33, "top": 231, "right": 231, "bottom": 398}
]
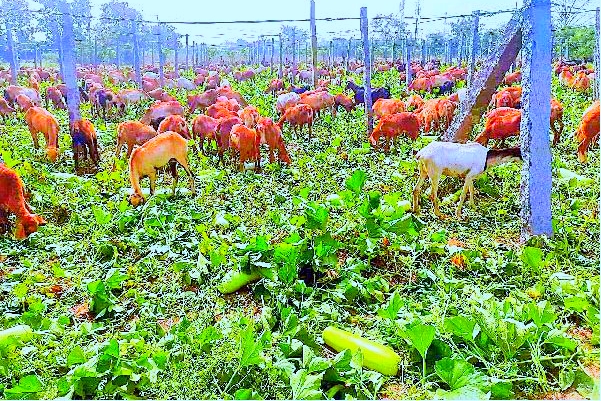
[{"left": 0, "top": 66, "right": 598, "bottom": 400}]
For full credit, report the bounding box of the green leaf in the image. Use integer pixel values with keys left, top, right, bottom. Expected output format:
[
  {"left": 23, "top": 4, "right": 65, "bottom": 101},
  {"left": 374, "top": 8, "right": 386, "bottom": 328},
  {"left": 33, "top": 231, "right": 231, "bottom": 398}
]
[
  {"left": 91, "top": 205, "right": 112, "bottom": 225},
  {"left": 239, "top": 326, "right": 263, "bottom": 367},
  {"left": 67, "top": 346, "right": 86, "bottom": 367},
  {"left": 521, "top": 247, "right": 542, "bottom": 270},
  {"left": 490, "top": 382, "right": 513, "bottom": 399},
  {"left": 559, "top": 368, "right": 576, "bottom": 390},
  {"left": 403, "top": 323, "right": 436, "bottom": 360},
  {"left": 444, "top": 316, "right": 477, "bottom": 342},
  {"left": 234, "top": 388, "right": 263, "bottom": 400},
  {"left": 302, "top": 346, "right": 330, "bottom": 373},
  {"left": 289, "top": 369, "right": 323, "bottom": 400},
  {"left": 545, "top": 330, "right": 578, "bottom": 351},
  {"left": 196, "top": 326, "right": 222, "bottom": 352},
  {"left": 345, "top": 169, "right": 367, "bottom": 195},
  {"left": 305, "top": 202, "right": 329, "bottom": 230},
  {"left": 105, "top": 269, "right": 128, "bottom": 290},
  {"left": 435, "top": 357, "right": 475, "bottom": 390},
  {"left": 574, "top": 368, "right": 597, "bottom": 399},
  {"left": 526, "top": 301, "right": 557, "bottom": 328},
  {"left": 5, "top": 375, "right": 43, "bottom": 395},
  {"left": 564, "top": 295, "right": 590, "bottom": 312},
  {"left": 377, "top": 291, "right": 402, "bottom": 320}
]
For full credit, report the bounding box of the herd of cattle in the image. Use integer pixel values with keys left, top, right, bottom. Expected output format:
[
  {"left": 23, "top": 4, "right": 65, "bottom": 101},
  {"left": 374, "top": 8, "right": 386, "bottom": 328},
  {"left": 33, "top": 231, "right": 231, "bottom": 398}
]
[{"left": 0, "top": 57, "right": 598, "bottom": 239}]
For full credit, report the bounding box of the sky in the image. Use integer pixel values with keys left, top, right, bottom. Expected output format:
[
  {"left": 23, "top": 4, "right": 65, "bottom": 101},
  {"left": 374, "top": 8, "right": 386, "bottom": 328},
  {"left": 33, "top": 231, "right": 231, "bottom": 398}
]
[{"left": 87, "top": 0, "right": 529, "bottom": 44}]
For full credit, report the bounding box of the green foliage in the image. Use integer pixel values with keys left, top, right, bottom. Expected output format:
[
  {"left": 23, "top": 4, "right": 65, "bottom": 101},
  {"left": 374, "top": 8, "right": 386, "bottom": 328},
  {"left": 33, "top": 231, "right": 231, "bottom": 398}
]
[
  {"left": 554, "top": 26, "right": 596, "bottom": 60},
  {"left": 0, "top": 64, "right": 597, "bottom": 401}
]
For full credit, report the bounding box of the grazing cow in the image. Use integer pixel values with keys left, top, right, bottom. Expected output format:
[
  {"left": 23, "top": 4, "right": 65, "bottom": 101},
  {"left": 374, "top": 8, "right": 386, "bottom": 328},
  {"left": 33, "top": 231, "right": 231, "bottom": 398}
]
[
  {"left": 24, "top": 107, "right": 60, "bottom": 162},
  {"left": 256, "top": 117, "right": 291, "bottom": 164},
  {"left": 277, "top": 104, "right": 314, "bottom": 139},
  {"left": 334, "top": 94, "right": 355, "bottom": 114},
  {"left": 373, "top": 98, "right": 406, "bottom": 119},
  {"left": 503, "top": 71, "right": 522, "bottom": 85},
  {"left": 276, "top": 92, "right": 301, "bottom": 115},
  {"left": 128, "top": 132, "right": 195, "bottom": 207},
  {"left": 4, "top": 86, "right": 41, "bottom": 107},
  {"left": 266, "top": 79, "right": 284, "bottom": 95},
  {"left": 300, "top": 91, "right": 335, "bottom": 117},
  {"left": 157, "top": 115, "right": 191, "bottom": 139},
  {"left": 46, "top": 86, "right": 67, "bottom": 110},
  {"left": 550, "top": 99, "right": 564, "bottom": 145},
  {"left": 575, "top": 100, "right": 600, "bottom": 162},
  {"left": 215, "top": 116, "right": 243, "bottom": 166},
  {"left": 70, "top": 119, "right": 100, "bottom": 170},
  {"left": 192, "top": 115, "right": 220, "bottom": 154},
  {"left": 0, "top": 164, "right": 46, "bottom": 239},
  {"left": 15, "top": 94, "right": 34, "bottom": 112},
  {"left": 345, "top": 81, "right": 390, "bottom": 105},
  {"left": 229, "top": 124, "right": 261, "bottom": 171},
  {"left": 474, "top": 107, "right": 521, "bottom": 147},
  {"left": 0, "top": 98, "right": 15, "bottom": 120},
  {"left": 140, "top": 101, "right": 185, "bottom": 130},
  {"left": 369, "top": 112, "right": 420, "bottom": 152},
  {"left": 188, "top": 90, "right": 219, "bottom": 113},
  {"left": 113, "top": 121, "right": 158, "bottom": 169}
]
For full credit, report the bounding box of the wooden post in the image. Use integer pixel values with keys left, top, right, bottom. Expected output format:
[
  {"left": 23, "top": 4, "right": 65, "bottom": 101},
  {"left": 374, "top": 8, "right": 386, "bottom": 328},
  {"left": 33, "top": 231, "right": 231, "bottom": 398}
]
[
  {"left": 468, "top": 10, "right": 480, "bottom": 87},
  {"left": 420, "top": 39, "right": 426, "bottom": 64},
  {"left": 346, "top": 39, "right": 351, "bottom": 72},
  {"left": 192, "top": 41, "right": 196, "bottom": 68},
  {"left": 594, "top": 7, "right": 600, "bottom": 100},
  {"left": 270, "top": 37, "right": 275, "bottom": 74},
  {"left": 405, "top": 38, "right": 412, "bottom": 87},
  {"left": 158, "top": 23, "right": 165, "bottom": 86},
  {"left": 292, "top": 31, "right": 297, "bottom": 84},
  {"left": 310, "top": 0, "right": 318, "bottom": 88},
  {"left": 262, "top": 38, "right": 267, "bottom": 64},
  {"left": 457, "top": 32, "right": 463, "bottom": 66},
  {"left": 94, "top": 35, "right": 98, "bottom": 66},
  {"left": 174, "top": 37, "right": 179, "bottom": 78},
  {"left": 5, "top": 21, "right": 17, "bottom": 85},
  {"left": 185, "top": 34, "right": 189, "bottom": 71},
  {"left": 278, "top": 35, "right": 283, "bottom": 79},
  {"left": 598, "top": 8, "right": 601, "bottom": 103},
  {"left": 361, "top": 7, "right": 373, "bottom": 135},
  {"left": 303, "top": 42, "right": 307, "bottom": 66},
  {"left": 329, "top": 40, "right": 333, "bottom": 67},
  {"left": 520, "top": 0, "right": 553, "bottom": 239},
  {"left": 132, "top": 19, "right": 141, "bottom": 86},
  {"left": 443, "top": 11, "right": 522, "bottom": 142},
  {"left": 116, "top": 37, "right": 121, "bottom": 68},
  {"left": 59, "top": 1, "right": 81, "bottom": 123}
]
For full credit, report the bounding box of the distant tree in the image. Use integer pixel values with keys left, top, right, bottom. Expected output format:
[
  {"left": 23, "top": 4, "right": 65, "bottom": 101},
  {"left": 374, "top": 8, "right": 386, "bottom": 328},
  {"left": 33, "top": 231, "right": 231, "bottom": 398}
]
[
  {"left": 371, "top": 14, "right": 403, "bottom": 42},
  {"left": 2, "top": 0, "right": 35, "bottom": 43},
  {"left": 280, "top": 25, "right": 307, "bottom": 57},
  {"left": 554, "top": 26, "right": 595, "bottom": 60},
  {"left": 552, "top": 0, "right": 596, "bottom": 30}
]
